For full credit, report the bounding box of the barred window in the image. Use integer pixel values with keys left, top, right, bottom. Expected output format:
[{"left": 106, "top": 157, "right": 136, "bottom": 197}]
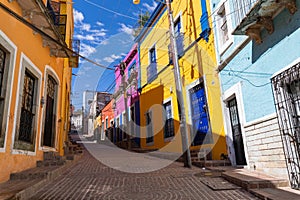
[
  {"left": 18, "top": 71, "right": 36, "bottom": 143},
  {"left": 272, "top": 62, "right": 300, "bottom": 189},
  {"left": 164, "top": 101, "right": 174, "bottom": 138}
]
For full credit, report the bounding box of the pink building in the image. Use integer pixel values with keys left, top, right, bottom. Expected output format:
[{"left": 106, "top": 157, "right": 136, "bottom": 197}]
[{"left": 113, "top": 44, "right": 140, "bottom": 147}]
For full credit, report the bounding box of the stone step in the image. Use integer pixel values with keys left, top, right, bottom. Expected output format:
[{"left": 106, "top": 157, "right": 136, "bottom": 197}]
[
  {"left": 36, "top": 160, "right": 66, "bottom": 167},
  {"left": 10, "top": 166, "right": 59, "bottom": 180},
  {"left": 221, "top": 170, "right": 289, "bottom": 191},
  {"left": 249, "top": 187, "right": 300, "bottom": 200}
]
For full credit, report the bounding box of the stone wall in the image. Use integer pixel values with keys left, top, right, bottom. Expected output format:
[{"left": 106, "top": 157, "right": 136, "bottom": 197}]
[{"left": 244, "top": 114, "right": 288, "bottom": 179}]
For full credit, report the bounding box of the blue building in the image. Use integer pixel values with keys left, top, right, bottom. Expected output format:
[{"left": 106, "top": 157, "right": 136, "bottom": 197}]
[{"left": 210, "top": 0, "right": 300, "bottom": 188}]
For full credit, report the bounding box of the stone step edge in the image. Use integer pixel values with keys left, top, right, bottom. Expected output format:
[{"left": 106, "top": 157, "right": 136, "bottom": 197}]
[
  {"left": 13, "top": 153, "right": 83, "bottom": 200},
  {"left": 221, "top": 171, "right": 289, "bottom": 191},
  {"left": 249, "top": 188, "right": 300, "bottom": 200}
]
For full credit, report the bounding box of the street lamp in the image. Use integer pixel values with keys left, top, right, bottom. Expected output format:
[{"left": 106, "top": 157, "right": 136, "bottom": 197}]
[{"left": 133, "top": 0, "right": 191, "bottom": 168}]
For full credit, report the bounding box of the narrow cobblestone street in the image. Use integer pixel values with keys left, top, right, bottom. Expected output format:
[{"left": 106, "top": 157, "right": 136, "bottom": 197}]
[{"left": 30, "top": 140, "right": 258, "bottom": 200}]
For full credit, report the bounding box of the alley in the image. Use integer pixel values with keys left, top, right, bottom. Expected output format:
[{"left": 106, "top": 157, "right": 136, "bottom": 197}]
[{"left": 30, "top": 139, "right": 258, "bottom": 200}]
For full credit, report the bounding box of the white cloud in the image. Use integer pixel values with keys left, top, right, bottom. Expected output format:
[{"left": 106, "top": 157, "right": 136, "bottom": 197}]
[
  {"left": 81, "top": 23, "right": 91, "bottom": 31},
  {"left": 103, "top": 54, "right": 122, "bottom": 63},
  {"left": 143, "top": 1, "right": 158, "bottom": 12},
  {"left": 75, "top": 34, "right": 95, "bottom": 41},
  {"left": 80, "top": 43, "right": 96, "bottom": 57},
  {"left": 118, "top": 23, "right": 134, "bottom": 35},
  {"left": 73, "top": 9, "right": 84, "bottom": 24},
  {"left": 96, "top": 21, "right": 104, "bottom": 26}
]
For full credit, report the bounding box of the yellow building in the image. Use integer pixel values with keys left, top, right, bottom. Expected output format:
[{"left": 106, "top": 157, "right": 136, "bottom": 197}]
[
  {"left": 136, "top": 0, "right": 226, "bottom": 160},
  {"left": 0, "top": 0, "right": 77, "bottom": 183}
]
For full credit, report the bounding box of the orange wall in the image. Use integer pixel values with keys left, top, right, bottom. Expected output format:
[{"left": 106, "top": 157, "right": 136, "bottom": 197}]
[{"left": 0, "top": 0, "right": 70, "bottom": 182}]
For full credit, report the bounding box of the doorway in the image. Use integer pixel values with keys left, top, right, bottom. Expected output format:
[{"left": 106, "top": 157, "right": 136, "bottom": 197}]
[{"left": 228, "top": 97, "right": 247, "bottom": 165}]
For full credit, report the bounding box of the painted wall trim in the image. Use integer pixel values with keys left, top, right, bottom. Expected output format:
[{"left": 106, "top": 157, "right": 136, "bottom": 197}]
[
  {"left": 11, "top": 53, "right": 42, "bottom": 156},
  {"left": 0, "top": 30, "right": 17, "bottom": 153}
]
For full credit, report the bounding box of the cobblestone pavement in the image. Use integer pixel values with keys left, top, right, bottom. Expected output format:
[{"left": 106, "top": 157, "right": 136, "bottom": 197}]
[{"left": 31, "top": 142, "right": 258, "bottom": 200}]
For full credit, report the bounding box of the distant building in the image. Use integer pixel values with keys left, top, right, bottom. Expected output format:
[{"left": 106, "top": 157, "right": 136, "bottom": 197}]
[
  {"left": 87, "top": 92, "right": 112, "bottom": 136},
  {"left": 71, "top": 110, "right": 82, "bottom": 130},
  {"left": 112, "top": 44, "right": 140, "bottom": 148}
]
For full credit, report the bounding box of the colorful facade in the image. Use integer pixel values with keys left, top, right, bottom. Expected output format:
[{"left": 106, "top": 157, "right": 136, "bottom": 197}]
[
  {"left": 211, "top": 0, "right": 299, "bottom": 186},
  {"left": 0, "top": 0, "right": 77, "bottom": 183},
  {"left": 100, "top": 100, "right": 115, "bottom": 142},
  {"left": 135, "top": 0, "right": 226, "bottom": 159},
  {"left": 112, "top": 44, "right": 140, "bottom": 147}
]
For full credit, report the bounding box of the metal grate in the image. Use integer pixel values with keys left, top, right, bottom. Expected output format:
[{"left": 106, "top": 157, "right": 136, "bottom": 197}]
[
  {"left": 18, "top": 71, "right": 36, "bottom": 143},
  {"left": 272, "top": 62, "right": 300, "bottom": 189}
]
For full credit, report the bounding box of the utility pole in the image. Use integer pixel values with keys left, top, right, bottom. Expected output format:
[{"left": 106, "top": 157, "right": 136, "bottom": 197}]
[
  {"left": 120, "top": 62, "right": 131, "bottom": 150},
  {"left": 165, "top": 0, "right": 192, "bottom": 168}
]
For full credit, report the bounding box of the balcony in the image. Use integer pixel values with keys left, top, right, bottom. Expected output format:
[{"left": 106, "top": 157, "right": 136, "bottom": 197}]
[
  {"left": 69, "top": 39, "right": 80, "bottom": 68},
  {"left": 232, "top": 0, "right": 297, "bottom": 44},
  {"left": 128, "top": 69, "right": 138, "bottom": 86},
  {"left": 147, "top": 62, "right": 158, "bottom": 83},
  {"left": 168, "top": 33, "right": 184, "bottom": 63},
  {"left": 11, "top": 0, "right": 71, "bottom": 57}
]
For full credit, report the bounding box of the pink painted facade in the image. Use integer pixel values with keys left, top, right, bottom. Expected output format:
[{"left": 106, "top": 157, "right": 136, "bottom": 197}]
[{"left": 114, "top": 43, "right": 140, "bottom": 126}]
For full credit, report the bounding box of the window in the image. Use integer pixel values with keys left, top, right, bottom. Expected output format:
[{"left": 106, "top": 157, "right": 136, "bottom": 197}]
[
  {"left": 272, "top": 62, "right": 300, "bottom": 188},
  {"left": 164, "top": 101, "right": 174, "bottom": 138},
  {"left": 0, "top": 47, "right": 7, "bottom": 147},
  {"left": 146, "top": 111, "right": 153, "bottom": 144},
  {"left": 174, "top": 18, "right": 181, "bottom": 38},
  {"left": 128, "top": 62, "right": 136, "bottom": 78},
  {"left": 17, "top": 70, "right": 36, "bottom": 144},
  {"left": 217, "top": 4, "right": 229, "bottom": 47},
  {"left": 105, "top": 118, "right": 108, "bottom": 130},
  {"left": 215, "top": 2, "right": 232, "bottom": 54},
  {"left": 149, "top": 46, "right": 156, "bottom": 63}
]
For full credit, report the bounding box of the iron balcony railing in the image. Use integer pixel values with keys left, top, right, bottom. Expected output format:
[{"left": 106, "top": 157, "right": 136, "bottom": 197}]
[
  {"left": 47, "top": 0, "right": 67, "bottom": 40},
  {"left": 69, "top": 39, "right": 80, "bottom": 68},
  {"left": 168, "top": 33, "right": 184, "bottom": 63},
  {"left": 147, "top": 62, "right": 158, "bottom": 83},
  {"left": 232, "top": 0, "right": 258, "bottom": 30}
]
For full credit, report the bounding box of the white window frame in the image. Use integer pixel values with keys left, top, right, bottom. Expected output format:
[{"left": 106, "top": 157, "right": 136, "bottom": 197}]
[
  {"left": 39, "top": 66, "right": 60, "bottom": 151},
  {"left": 0, "top": 30, "right": 17, "bottom": 153},
  {"left": 174, "top": 11, "right": 183, "bottom": 35},
  {"left": 213, "top": 0, "right": 233, "bottom": 56},
  {"left": 12, "top": 53, "right": 42, "bottom": 155},
  {"left": 163, "top": 97, "right": 174, "bottom": 142}
]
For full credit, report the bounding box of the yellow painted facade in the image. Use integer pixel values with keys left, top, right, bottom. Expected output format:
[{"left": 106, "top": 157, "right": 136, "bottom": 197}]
[
  {"left": 138, "top": 0, "right": 226, "bottom": 159},
  {"left": 0, "top": 0, "right": 75, "bottom": 183}
]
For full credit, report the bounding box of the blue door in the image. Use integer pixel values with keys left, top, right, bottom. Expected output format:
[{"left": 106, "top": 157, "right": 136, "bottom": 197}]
[{"left": 189, "top": 83, "right": 212, "bottom": 146}]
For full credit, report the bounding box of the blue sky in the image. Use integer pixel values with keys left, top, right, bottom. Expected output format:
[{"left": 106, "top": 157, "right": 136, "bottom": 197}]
[{"left": 71, "top": 0, "right": 158, "bottom": 110}]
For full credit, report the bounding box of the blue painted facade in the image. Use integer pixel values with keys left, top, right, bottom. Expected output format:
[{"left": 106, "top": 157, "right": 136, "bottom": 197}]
[
  {"left": 212, "top": 0, "right": 300, "bottom": 123},
  {"left": 210, "top": 0, "right": 300, "bottom": 182}
]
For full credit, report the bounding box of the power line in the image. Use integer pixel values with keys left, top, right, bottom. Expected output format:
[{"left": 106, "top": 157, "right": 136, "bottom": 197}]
[{"left": 0, "top": 2, "right": 115, "bottom": 71}]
